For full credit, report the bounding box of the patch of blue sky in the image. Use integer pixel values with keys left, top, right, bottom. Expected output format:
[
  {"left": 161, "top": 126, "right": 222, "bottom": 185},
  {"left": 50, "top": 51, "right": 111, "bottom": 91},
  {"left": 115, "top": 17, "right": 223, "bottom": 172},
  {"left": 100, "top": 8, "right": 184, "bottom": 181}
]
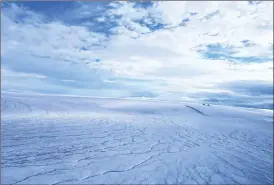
[
  {"left": 75, "top": 15, "right": 122, "bottom": 37},
  {"left": 203, "top": 53, "right": 272, "bottom": 63},
  {"left": 133, "top": 1, "right": 154, "bottom": 9},
  {"left": 4, "top": 1, "right": 120, "bottom": 37},
  {"left": 199, "top": 43, "right": 272, "bottom": 63},
  {"left": 7, "top": 1, "right": 78, "bottom": 18},
  {"left": 206, "top": 43, "right": 235, "bottom": 52},
  {"left": 135, "top": 16, "right": 190, "bottom": 33},
  {"left": 2, "top": 1, "right": 180, "bottom": 37},
  {"left": 1, "top": 3, "right": 36, "bottom": 24},
  {"left": 135, "top": 19, "right": 167, "bottom": 32}
]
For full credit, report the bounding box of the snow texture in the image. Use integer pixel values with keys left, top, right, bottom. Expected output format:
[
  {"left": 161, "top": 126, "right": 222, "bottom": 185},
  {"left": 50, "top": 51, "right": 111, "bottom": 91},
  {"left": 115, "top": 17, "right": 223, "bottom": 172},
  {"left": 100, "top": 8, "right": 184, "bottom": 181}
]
[{"left": 1, "top": 92, "right": 273, "bottom": 184}]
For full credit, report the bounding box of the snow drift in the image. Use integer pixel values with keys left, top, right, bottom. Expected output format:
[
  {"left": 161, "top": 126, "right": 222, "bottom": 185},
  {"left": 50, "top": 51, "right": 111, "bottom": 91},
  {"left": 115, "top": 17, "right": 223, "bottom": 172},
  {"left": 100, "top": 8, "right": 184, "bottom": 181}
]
[{"left": 1, "top": 92, "right": 273, "bottom": 184}]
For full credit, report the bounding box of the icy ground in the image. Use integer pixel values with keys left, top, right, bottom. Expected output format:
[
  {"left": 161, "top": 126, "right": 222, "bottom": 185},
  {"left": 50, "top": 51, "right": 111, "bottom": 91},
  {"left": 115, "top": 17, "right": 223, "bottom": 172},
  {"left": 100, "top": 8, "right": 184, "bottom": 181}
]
[{"left": 1, "top": 92, "right": 273, "bottom": 184}]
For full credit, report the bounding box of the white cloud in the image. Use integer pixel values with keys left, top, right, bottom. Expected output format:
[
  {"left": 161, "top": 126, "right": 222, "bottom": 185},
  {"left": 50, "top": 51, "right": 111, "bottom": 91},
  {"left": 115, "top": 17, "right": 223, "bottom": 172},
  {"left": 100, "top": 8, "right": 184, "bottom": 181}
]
[
  {"left": 1, "top": 68, "right": 47, "bottom": 79},
  {"left": 1, "top": 2, "right": 273, "bottom": 108}
]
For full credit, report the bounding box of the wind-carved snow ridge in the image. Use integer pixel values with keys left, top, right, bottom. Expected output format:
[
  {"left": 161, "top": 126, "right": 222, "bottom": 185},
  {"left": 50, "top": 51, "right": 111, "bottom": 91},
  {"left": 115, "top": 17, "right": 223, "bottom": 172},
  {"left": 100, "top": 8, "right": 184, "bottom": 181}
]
[{"left": 1, "top": 92, "right": 273, "bottom": 184}]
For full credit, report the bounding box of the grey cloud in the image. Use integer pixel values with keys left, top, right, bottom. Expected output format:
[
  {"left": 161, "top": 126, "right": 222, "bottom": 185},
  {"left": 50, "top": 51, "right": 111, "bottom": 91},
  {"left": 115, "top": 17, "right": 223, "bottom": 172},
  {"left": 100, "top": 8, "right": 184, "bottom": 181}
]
[{"left": 220, "top": 80, "right": 273, "bottom": 96}]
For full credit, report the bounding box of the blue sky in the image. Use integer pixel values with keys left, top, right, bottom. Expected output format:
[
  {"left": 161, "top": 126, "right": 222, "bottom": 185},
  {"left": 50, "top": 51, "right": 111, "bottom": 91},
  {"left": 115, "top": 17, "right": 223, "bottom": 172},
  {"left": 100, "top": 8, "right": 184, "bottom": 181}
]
[{"left": 1, "top": 1, "right": 273, "bottom": 109}]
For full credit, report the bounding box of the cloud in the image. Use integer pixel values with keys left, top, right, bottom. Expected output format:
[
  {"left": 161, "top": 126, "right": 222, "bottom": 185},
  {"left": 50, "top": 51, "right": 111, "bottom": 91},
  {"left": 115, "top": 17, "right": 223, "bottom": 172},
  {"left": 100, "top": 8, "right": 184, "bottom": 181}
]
[
  {"left": 1, "top": 1, "right": 273, "bottom": 109},
  {"left": 220, "top": 80, "right": 273, "bottom": 96},
  {"left": 129, "top": 91, "right": 158, "bottom": 99},
  {"left": 192, "top": 91, "right": 273, "bottom": 110}
]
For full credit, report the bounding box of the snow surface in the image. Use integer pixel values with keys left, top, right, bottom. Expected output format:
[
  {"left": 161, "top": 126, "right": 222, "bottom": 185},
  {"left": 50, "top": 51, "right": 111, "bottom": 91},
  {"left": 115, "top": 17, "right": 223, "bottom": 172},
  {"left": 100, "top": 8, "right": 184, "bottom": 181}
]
[{"left": 1, "top": 92, "right": 273, "bottom": 184}]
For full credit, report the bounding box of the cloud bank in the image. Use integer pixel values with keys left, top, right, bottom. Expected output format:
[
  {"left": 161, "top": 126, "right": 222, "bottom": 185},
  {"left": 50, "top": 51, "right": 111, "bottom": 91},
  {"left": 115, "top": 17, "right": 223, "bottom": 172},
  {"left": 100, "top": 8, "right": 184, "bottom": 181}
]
[{"left": 1, "top": 1, "right": 273, "bottom": 109}]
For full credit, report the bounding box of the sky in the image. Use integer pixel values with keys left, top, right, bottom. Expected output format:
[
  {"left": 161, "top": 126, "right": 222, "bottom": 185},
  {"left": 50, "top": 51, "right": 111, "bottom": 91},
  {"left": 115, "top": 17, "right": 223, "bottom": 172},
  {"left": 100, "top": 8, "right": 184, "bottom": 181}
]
[{"left": 1, "top": 1, "right": 273, "bottom": 109}]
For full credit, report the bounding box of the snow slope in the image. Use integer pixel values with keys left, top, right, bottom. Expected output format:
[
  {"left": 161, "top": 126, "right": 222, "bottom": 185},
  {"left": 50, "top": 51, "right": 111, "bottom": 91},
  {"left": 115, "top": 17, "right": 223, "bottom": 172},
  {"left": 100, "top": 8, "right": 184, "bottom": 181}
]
[{"left": 1, "top": 92, "right": 273, "bottom": 184}]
